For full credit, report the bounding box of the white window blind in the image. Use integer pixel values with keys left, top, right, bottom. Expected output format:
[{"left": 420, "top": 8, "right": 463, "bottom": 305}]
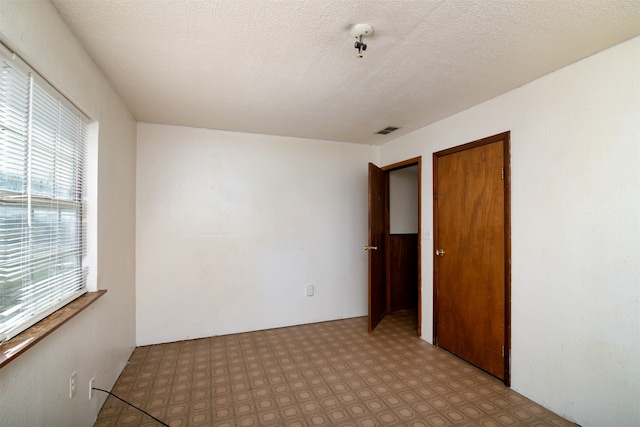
[{"left": 0, "top": 45, "right": 88, "bottom": 343}]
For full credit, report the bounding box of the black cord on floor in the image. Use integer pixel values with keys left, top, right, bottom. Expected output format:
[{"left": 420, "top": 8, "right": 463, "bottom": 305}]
[{"left": 92, "top": 387, "right": 170, "bottom": 427}]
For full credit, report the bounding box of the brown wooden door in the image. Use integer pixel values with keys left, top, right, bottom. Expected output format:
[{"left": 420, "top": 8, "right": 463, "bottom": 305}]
[
  {"left": 368, "top": 163, "right": 386, "bottom": 332},
  {"left": 434, "top": 134, "right": 509, "bottom": 381}
]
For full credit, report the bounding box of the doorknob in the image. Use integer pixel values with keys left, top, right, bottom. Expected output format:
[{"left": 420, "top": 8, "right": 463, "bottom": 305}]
[
  {"left": 364, "top": 245, "right": 378, "bottom": 251},
  {"left": 436, "top": 249, "right": 445, "bottom": 256}
]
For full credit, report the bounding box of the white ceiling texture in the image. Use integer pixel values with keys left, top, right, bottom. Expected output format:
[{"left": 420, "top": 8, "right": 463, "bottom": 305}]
[{"left": 52, "top": 0, "right": 640, "bottom": 145}]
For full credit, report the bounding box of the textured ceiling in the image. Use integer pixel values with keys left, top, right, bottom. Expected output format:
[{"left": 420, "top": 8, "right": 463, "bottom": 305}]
[{"left": 52, "top": 0, "right": 640, "bottom": 145}]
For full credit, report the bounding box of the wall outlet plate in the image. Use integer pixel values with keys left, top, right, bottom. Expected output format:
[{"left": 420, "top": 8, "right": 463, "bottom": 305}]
[
  {"left": 69, "top": 371, "right": 77, "bottom": 399},
  {"left": 89, "top": 377, "right": 95, "bottom": 400}
]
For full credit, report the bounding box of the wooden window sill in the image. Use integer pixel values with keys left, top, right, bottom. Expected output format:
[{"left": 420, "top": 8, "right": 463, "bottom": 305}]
[{"left": 0, "top": 290, "right": 107, "bottom": 369}]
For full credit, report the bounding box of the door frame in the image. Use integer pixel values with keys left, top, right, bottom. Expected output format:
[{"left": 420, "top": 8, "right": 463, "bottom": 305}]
[
  {"left": 382, "top": 156, "right": 422, "bottom": 336},
  {"left": 432, "top": 132, "right": 511, "bottom": 384}
]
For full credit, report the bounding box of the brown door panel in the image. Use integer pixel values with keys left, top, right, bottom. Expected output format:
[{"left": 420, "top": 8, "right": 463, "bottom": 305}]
[
  {"left": 368, "top": 163, "right": 386, "bottom": 332},
  {"left": 434, "top": 135, "right": 509, "bottom": 381}
]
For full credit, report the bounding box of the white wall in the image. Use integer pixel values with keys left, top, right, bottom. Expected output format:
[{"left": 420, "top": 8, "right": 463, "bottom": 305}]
[
  {"left": 136, "top": 124, "right": 378, "bottom": 345},
  {"left": 0, "top": 2, "right": 137, "bottom": 426},
  {"left": 389, "top": 166, "right": 419, "bottom": 234},
  {"left": 380, "top": 36, "right": 640, "bottom": 427}
]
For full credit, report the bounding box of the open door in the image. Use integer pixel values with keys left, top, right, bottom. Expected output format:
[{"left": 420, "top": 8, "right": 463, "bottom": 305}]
[{"left": 367, "top": 163, "right": 386, "bottom": 332}]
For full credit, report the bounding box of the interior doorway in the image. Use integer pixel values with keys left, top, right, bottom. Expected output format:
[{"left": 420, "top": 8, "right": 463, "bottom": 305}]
[
  {"left": 367, "top": 157, "right": 422, "bottom": 335},
  {"left": 388, "top": 165, "right": 419, "bottom": 314}
]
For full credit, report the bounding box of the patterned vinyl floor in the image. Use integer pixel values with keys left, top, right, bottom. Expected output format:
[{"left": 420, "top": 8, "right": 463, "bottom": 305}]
[{"left": 94, "top": 311, "right": 575, "bottom": 426}]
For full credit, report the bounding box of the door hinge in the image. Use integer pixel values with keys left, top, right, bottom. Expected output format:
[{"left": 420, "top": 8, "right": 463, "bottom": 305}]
[
  {"left": 502, "top": 346, "right": 505, "bottom": 357},
  {"left": 501, "top": 168, "right": 504, "bottom": 180}
]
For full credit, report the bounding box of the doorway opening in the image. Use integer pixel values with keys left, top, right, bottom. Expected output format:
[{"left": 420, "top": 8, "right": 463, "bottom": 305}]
[{"left": 367, "top": 157, "right": 422, "bottom": 336}]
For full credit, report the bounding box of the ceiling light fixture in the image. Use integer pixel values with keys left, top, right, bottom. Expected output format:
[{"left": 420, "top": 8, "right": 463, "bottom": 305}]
[{"left": 350, "top": 23, "right": 373, "bottom": 58}]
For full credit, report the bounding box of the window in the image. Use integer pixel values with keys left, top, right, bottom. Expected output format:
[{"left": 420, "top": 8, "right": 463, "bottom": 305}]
[{"left": 0, "top": 45, "right": 88, "bottom": 343}]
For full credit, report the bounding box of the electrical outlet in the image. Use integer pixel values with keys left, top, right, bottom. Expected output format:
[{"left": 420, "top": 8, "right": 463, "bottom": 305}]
[
  {"left": 69, "top": 371, "right": 77, "bottom": 399},
  {"left": 89, "top": 377, "right": 95, "bottom": 400}
]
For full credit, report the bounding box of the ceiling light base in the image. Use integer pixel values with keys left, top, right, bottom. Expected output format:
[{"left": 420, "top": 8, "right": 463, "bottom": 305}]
[{"left": 350, "top": 23, "right": 373, "bottom": 38}]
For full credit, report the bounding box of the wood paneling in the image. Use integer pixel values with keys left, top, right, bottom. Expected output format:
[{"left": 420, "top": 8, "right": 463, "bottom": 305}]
[{"left": 388, "top": 234, "right": 418, "bottom": 313}]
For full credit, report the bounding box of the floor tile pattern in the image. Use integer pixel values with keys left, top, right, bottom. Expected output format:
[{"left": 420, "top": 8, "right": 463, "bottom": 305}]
[{"left": 94, "top": 312, "right": 574, "bottom": 426}]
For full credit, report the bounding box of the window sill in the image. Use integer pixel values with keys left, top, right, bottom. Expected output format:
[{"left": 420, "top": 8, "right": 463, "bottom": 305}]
[{"left": 0, "top": 290, "right": 107, "bottom": 369}]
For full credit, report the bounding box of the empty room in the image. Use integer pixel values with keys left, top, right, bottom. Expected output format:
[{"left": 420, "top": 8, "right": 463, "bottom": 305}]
[{"left": 0, "top": 1, "right": 639, "bottom": 426}]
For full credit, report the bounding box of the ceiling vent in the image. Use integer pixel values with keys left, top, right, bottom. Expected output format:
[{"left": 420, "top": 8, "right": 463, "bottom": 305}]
[{"left": 375, "top": 126, "right": 400, "bottom": 135}]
